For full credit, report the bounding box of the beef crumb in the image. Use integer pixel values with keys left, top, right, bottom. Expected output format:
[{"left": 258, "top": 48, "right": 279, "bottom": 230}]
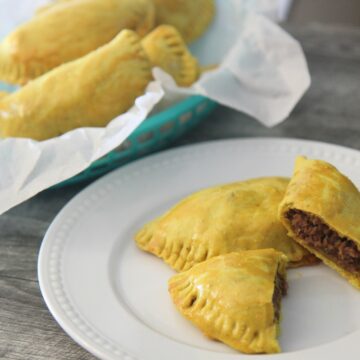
[
  {"left": 286, "top": 209, "right": 360, "bottom": 274},
  {"left": 272, "top": 272, "right": 287, "bottom": 322}
]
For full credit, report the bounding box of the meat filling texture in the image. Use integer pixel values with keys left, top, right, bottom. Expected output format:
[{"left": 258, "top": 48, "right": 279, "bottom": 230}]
[
  {"left": 272, "top": 272, "right": 287, "bottom": 322},
  {"left": 286, "top": 209, "right": 360, "bottom": 274}
]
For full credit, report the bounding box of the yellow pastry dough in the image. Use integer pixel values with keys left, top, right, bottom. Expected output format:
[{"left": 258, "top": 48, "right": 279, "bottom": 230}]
[
  {"left": 152, "top": 0, "right": 215, "bottom": 43},
  {"left": 279, "top": 156, "right": 360, "bottom": 290},
  {"left": 0, "top": 91, "right": 8, "bottom": 100},
  {"left": 0, "top": 0, "right": 155, "bottom": 84},
  {"left": 35, "top": 0, "right": 76, "bottom": 15},
  {"left": 168, "top": 249, "right": 288, "bottom": 354},
  {"left": 142, "top": 25, "right": 199, "bottom": 87},
  {"left": 135, "top": 177, "right": 317, "bottom": 271},
  {"left": 0, "top": 30, "right": 152, "bottom": 140}
]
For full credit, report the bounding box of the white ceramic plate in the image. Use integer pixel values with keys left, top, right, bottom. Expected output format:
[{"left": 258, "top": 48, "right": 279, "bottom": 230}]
[{"left": 38, "top": 138, "right": 360, "bottom": 360}]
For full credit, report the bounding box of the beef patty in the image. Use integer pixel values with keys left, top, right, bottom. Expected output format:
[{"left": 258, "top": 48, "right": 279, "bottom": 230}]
[
  {"left": 272, "top": 272, "right": 287, "bottom": 322},
  {"left": 286, "top": 209, "right": 360, "bottom": 274}
]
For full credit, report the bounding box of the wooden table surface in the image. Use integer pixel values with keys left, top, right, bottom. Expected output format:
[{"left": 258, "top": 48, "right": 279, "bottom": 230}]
[{"left": 1, "top": 24, "right": 360, "bottom": 359}]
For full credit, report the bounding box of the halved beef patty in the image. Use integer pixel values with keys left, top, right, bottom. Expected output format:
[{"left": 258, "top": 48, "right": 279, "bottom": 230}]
[
  {"left": 285, "top": 209, "right": 360, "bottom": 274},
  {"left": 272, "top": 272, "right": 287, "bottom": 322}
]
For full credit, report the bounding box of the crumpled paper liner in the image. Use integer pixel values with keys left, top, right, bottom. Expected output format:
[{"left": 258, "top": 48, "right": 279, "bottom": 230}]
[
  {"left": 155, "top": 0, "right": 310, "bottom": 126},
  {"left": 0, "top": 0, "right": 310, "bottom": 214}
]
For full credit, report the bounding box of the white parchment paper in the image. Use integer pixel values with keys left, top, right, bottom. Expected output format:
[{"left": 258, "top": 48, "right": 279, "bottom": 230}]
[
  {"left": 157, "top": 0, "right": 310, "bottom": 125},
  {"left": 0, "top": 0, "right": 310, "bottom": 214}
]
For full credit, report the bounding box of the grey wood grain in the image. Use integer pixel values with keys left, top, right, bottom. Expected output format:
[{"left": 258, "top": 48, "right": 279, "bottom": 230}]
[
  {"left": 1, "top": 24, "right": 360, "bottom": 360},
  {"left": 0, "top": 211, "right": 95, "bottom": 360}
]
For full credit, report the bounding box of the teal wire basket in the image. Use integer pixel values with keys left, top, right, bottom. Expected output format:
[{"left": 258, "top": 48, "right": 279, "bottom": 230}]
[{"left": 57, "top": 95, "right": 217, "bottom": 186}]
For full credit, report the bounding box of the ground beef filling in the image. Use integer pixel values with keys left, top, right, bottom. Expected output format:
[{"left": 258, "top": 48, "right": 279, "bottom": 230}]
[
  {"left": 286, "top": 209, "right": 360, "bottom": 274},
  {"left": 272, "top": 272, "right": 287, "bottom": 322}
]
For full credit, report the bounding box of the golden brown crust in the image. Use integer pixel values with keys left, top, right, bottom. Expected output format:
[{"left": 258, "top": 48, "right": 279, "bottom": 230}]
[
  {"left": 0, "top": 30, "right": 152, "bottom": 140},
  {"left": 199, "top": 64, "right": 218, "bottom": 74},
  {"left": 279, "top": 156, "right": 360, "bottom": 289},
  {"left": 35, "top": 0, "right": 75, "bottom": 15},
  {"left": 0, "top": 0, "right": 155, "bottom": 84},
  {"left": 168, "top": 250, "right": 288, "bottom": 354},
  {"left": 0, "top": 91, "right": 9, "bottom": 100},
  {"left": 152, "top": 0, "right": 215, "bottom": 43},
  {"left": 135, "top": 177, "right": 316, "bottom": 271},
  {"left": 288, "top": 252, "right": 320, "bottom": 268},
  {"left": 141, "top": 25, "right": 199, "bottom": 87}
]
